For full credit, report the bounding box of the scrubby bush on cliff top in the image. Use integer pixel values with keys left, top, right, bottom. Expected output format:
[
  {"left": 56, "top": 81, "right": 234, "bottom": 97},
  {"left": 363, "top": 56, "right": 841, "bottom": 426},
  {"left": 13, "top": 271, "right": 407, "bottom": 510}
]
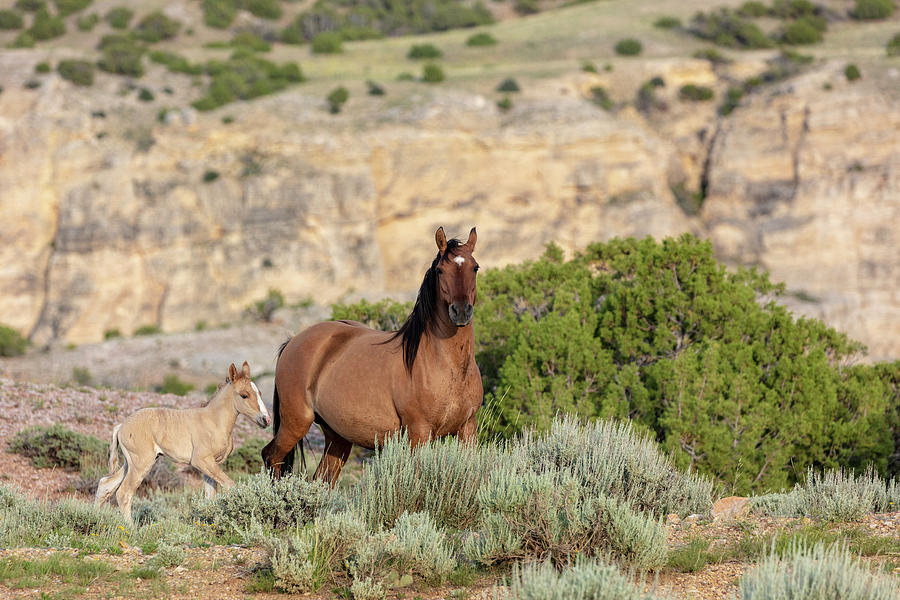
[
  {"left": 279, "top": 0, "right": 491, "bottom": 44},
  {"left": 850, "top": 0, "right": 896, "bottom": 20},
  {"left": 191, "top": 55, "right": 304, "bottom": 111},
  {"left": 58, "top": 59, "right": 94, "bottom": 86},
  {"left": 0, "top": 324, "right": 27, "bottom": 356},
  {"left": 689, "top": 9, "right": 773, "bottom": 49},
  {"left": 0, "top": 9, "right": 24, "bottom": 29},
  {"left": 132, "top": 11, "right": 180, "bottom": 43},
  {"left": 334, "top": 235, "right": 900, "bottom": 494}
]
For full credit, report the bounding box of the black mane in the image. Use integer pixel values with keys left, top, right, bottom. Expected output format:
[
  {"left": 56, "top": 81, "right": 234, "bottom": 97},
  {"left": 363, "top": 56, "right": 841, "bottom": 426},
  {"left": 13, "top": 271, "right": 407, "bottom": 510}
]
[{"left": 391, "top": 238, "right": 462, "bottom": 374}]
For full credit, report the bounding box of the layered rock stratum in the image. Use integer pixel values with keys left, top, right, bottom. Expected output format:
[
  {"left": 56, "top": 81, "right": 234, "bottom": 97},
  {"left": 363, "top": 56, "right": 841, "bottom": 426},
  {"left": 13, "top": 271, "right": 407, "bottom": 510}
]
[{"left": 1, "top": 50, "right": 898, "bottom": 360}]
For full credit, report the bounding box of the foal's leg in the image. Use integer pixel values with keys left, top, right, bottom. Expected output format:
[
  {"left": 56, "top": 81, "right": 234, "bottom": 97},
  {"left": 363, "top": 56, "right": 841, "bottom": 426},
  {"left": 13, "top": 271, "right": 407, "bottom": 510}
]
[
  {"left": 314, "top": 423, "right": 352, "bottom": 487},
  {"left": 95, "top": 465, "right": 126, "bottom": 506},
  {"left": 202, "top": 474, "right": 217, "bottom": 498},
  {"left": 114, "top": 446, "right": 154, "bottom": 523}
]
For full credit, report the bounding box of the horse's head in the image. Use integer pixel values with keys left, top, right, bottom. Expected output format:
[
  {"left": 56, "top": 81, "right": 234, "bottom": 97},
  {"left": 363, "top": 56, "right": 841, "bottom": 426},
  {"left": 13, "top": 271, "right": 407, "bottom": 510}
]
[
  {"left": 227, "top": 361, "right": 270, "bottom": 428},
  {"left": 434, "top": 226, "right": 479, "bottom": 327}
]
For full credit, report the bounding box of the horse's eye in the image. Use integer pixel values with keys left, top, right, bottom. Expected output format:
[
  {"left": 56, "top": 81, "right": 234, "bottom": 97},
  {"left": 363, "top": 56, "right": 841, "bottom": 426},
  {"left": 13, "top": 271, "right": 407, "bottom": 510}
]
[
  {"left": 473, "top": 265, "right": 479, "bottom": 272},
  {"left": 241, "top": 393, "right": 248, "bottom": 399},
  {"left": 436, "top": 268, "right": 443, "bottom": 275}
]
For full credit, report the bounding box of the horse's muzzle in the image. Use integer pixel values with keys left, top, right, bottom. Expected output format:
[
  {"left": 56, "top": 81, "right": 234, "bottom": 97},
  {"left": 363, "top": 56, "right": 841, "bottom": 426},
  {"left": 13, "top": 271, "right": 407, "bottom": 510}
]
[
  {"left": 449, "top": 302, "right": 474, "bottom": 326},
  {"left": 256, "top": 414, "right": 271, "bottom": 428}
]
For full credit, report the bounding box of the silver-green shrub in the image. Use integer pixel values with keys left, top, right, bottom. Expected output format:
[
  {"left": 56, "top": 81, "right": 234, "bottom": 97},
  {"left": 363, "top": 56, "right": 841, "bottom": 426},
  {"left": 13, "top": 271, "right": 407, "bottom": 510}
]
[
  {"left": 748, "top": 491, "right": 802, "bottom": 518},
  {"left": 317, "top": 510, "right": 369, "bottom": 554},
  {"left": 0, "top": 483, "right": 22, "bottom": 510},
  {"left": 467, "top": 467, "right": 666, "bottom": 570},
  {"left": 751, "top": 467, "right": 899, "bottom": 520},
  {"left": 49, "top": 497, "right": 126, "bottom": 537},
  {"left": 516, "top": 416, "right": 714, "bottom": 517},
  {"left": 192, "top": 472, "right": 331, "bottom": 532},
  {"left": 594, "top": 495, "right": 668, "bottom": 569},
  {"left": 271, "top": 533, "right": 318, "bottom": 593},
  {"left": 0, "top": 486, "right": 127, "bottom": 549},
  {"left": 347, "top": 531, "right": 390, "bottom": 587},
  {"left": 132, "top": 492, "right": 186, "bottom": 526},
  {"left": 796, "top": 468, "right": 883, "bottom": 521},
  {"left": 352, "top": 434, "right": 498, "bottom": 529},
  {"left": 739, "top": 542, "right": 900, "bottom": 599},
  {"left": 505, "top": 559, "right": 660, "bottom": 600},
  {"left": 350, "top": 577, "right": 386, "bottom": 600},
  {"left": 149, "top": 541, "right": 186, "bottom": 568},
  {"left": 0, "top": 484, "right": 39, "bottom": 547},
  {"left": 270, "top": 510, "right": 367, "bottom": 593},
  {"left": 384, "top": 511, "right": 456, "bottom": 583},
  {"left": 884, "top": 478, "right": 899, "bottom": 512}
]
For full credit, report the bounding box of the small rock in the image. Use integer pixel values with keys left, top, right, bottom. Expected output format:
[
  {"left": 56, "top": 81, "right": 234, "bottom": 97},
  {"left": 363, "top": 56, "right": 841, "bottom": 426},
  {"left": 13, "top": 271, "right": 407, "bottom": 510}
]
[
  {"left": 711, "top": 496, "right": 750, "bottom": 523},
  {"left": 666, "top": 513, "right": 681, "bottom": 525},
  {"left": 684, "top": 513, "right": 701, "bottom": 524}
]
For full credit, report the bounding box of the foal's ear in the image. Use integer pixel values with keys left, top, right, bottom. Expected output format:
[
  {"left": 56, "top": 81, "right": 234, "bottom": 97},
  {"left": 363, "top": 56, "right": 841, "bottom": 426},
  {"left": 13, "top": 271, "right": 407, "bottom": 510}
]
[
  {"left": 466, "top": 227, "right": 477, "bottom": 251},
  {"left": 228, "top": 363, "right": 238, "bottom": 382},
  {"left": 241, "top": 361, "right": 251, "bottom": 378},
  {"left": 435, "top": 227, "right": 447, "bottom": 255}
]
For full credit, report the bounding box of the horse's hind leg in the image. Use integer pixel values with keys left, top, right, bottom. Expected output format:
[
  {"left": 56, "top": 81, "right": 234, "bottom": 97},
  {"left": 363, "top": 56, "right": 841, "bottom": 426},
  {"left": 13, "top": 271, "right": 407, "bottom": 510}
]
[
  {"left": 262, "top": 392, "right": 314, "bottom": 479},
  {"left": 314, "top": 422, "right": 352, "bottom": 487}
]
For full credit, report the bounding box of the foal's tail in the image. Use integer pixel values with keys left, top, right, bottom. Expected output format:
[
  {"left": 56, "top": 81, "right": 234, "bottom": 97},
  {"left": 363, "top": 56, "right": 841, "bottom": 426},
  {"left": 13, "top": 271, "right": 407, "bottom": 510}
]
[
  {"left": 95, "top": 424, "right": 126, "bottom": 506},
  {"left": 108, "top": 424, "right": 122, "bottom": 472}
]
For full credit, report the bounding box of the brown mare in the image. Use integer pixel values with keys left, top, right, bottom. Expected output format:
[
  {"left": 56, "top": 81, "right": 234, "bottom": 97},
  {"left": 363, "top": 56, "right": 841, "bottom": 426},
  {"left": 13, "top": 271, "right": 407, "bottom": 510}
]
[{"left": 262, "top": 227, "right": 483, "bottom": 485}]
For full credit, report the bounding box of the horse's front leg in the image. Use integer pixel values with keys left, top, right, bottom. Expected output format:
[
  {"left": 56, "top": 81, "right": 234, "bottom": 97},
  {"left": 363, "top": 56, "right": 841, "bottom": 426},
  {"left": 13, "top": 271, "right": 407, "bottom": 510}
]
[
  {"left": 192, "top": 456, "right": 235, "bottom": 494},
  {"left": 406, "top": 420, "right": 434, "bottom": 448},
  {"left": 457, "top": 415, "right": 477, "bottom": 445},
  {"left": 314, "top": 422, "right": 353, "bottom": 487}
]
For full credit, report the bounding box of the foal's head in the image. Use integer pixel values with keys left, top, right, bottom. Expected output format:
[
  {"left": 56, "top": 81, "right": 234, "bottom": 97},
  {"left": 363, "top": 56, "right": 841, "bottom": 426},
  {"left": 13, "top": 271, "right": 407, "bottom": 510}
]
[
  {"left": 227, "top": 361, "right": 270, "bottom": 428},
  {"left": 434, "top": 227, "right": 479, "bottom": 327}
]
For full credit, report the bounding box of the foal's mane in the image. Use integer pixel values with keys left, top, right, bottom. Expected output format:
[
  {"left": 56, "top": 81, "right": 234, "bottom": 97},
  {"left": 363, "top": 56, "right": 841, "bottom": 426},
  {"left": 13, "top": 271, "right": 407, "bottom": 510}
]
[
  {"left": 201, "top": 377, "right": 232, "bottom": 407},
  {"left": 391, "top": 238, "right": 463, "bottom": 374}
]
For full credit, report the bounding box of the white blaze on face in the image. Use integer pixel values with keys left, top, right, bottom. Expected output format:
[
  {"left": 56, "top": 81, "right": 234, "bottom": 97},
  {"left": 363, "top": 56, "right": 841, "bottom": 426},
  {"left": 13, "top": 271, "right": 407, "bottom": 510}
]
[
  {"left": 453, "top": 256, "right": 465, "bottom": 266},
  {"left": 250, "top": 381, "right": 268, "bottom": 418}
]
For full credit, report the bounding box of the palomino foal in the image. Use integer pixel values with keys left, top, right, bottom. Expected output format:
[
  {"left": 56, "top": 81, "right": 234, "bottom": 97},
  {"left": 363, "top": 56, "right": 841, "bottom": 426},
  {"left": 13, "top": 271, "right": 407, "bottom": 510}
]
[{"left": 95, "top": 361, "right": 270, "bottom": 521}]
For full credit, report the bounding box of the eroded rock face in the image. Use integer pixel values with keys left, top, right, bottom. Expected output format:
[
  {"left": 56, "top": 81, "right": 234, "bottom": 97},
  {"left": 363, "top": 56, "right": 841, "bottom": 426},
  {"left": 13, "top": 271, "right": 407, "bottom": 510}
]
[
  {"left": 703, "top": 65, "right": 900, "bottom": 361},
  {"left": 1, "top": 57, "right": 897, "bottom": 360}
]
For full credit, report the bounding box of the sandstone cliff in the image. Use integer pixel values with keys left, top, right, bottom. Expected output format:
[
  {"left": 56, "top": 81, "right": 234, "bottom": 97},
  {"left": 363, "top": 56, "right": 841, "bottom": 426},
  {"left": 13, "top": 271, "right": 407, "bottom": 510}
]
[{"left": 1, "top": 52, "right": 897, "bottom": 360}]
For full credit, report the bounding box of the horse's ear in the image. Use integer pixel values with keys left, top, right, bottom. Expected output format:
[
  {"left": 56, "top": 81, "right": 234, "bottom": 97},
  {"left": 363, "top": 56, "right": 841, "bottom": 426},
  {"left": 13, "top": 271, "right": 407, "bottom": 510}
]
[
  {"left": 228, "top": 363, "right": 238, "bottom": 382},
  {"left": 466, "top": 227, "right": 477, "bottom": 251},
  {"left": 241, "top": 361, "right": 250, "bottom": 378},
  {"left": 435, "top": 227, "right": 447, "bottom": 255}
]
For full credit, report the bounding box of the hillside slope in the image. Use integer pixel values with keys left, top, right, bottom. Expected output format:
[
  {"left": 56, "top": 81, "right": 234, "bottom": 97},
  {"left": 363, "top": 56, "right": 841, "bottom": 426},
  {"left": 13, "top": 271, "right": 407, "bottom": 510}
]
[{"left": 0, "top": 0, "right": 898, "bottom": 359}]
